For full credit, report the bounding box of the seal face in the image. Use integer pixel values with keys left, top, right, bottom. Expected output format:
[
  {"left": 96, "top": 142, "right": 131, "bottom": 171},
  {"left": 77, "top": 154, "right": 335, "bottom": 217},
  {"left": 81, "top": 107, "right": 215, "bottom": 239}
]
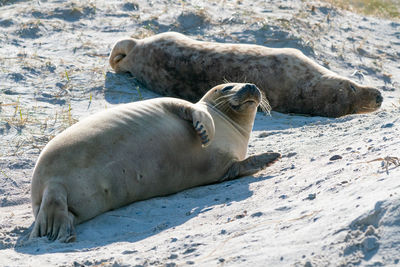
[
  {"left": 29, "top": 83, "right": 280, "bottom": 242},
  {"left": 109, "top": 32, "right": 383, "bottom": 117}
]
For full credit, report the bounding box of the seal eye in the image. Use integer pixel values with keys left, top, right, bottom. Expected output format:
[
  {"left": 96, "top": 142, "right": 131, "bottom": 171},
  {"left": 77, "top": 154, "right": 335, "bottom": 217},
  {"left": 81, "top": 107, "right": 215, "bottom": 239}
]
[
  {"left": 221, "top": 85, "right": 234, "bottom": 92},
  {"left": 350, "top": 84, "right": 356, "bottom": 92}
]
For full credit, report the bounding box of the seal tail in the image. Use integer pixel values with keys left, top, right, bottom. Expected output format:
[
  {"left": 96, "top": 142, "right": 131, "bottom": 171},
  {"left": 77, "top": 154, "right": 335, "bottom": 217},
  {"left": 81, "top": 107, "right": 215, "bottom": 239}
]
[{"left": 109, "top": 38, "right": 137, "bottom": 72}]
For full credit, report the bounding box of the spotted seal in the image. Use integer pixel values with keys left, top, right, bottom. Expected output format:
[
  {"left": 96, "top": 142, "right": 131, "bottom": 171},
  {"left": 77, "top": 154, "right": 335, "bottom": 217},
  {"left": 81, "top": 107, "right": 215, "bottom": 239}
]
[{"left": 110, "top": 32, "right": 383, "bottom": 117}]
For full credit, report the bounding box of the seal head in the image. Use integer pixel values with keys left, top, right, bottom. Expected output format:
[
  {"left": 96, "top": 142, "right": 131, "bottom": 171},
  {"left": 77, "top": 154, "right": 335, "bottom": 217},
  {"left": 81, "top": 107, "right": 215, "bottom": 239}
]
[{"left": 309, "top": 75, "right": 383, "bottom": 117}]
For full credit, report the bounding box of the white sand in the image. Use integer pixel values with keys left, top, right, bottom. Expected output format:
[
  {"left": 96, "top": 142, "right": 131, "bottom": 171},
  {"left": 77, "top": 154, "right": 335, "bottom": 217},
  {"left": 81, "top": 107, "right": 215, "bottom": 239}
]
[{"left": 1, "top": 0, "right": 399, "bottom": 266}]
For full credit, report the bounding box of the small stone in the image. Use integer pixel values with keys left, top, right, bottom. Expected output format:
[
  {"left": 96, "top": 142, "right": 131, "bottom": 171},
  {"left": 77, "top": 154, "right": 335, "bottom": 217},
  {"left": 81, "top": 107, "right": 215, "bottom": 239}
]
[
  {"left": 122, "top": 250, "right": 137, "bottom": 255},
  {"left": 122, "top": 2, "right": 139, "bottom": 11},
  {"left": 251, "top": 212, "right": 263, "bottom": 217},
  {"left": 381, "top": 123, "right": 394, "bottom": 128},
  {"left": 307, "top": 193, "right": 316, "bottom": 200},
  {"left": 235, "top": 214, "right": 245, "bottom": 219},
  {"left": 329, "top": 155, "right": 342, "bottom": 161},
  {"left": 169, "top": 254, "right": 178, "bottom": 260},
  {"left": 183, "top": 248, "right": 196, "bottom": 254}
]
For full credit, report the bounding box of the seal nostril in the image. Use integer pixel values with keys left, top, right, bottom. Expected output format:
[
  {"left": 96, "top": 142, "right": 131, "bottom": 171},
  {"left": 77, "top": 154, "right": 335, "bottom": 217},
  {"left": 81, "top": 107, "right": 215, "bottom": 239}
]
[
  {"left": 242, "top": 84, "right": 250, "bottom": 90},
  {"left": 376, "top": 94, "right": 383, "bottom": 104}
]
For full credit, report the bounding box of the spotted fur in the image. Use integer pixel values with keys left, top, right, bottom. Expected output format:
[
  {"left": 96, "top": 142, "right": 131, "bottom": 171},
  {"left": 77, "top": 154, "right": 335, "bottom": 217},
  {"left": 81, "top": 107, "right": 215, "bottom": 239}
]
[{"left": 110, "top": 32, "right": 382, "bottom": 117}]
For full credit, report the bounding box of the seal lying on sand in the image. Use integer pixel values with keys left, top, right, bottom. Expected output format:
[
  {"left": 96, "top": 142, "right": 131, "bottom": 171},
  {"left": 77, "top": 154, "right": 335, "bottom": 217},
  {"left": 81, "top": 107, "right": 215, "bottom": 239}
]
[
  {"left": 109, "top": 32, "right": 383, "bottom": 117},
  {"left": 29, "top": 83, "right": 280, "bottom": 242}
]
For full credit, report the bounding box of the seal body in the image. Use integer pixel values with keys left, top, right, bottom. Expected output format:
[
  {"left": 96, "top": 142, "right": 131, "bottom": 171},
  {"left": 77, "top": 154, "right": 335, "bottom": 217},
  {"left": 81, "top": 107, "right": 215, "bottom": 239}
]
[
  {"left": 110, "top": 32, "right": 383, "bottom": 117},
  {"left": 30, "top": 83, "right": 280, "bottom": 242}
]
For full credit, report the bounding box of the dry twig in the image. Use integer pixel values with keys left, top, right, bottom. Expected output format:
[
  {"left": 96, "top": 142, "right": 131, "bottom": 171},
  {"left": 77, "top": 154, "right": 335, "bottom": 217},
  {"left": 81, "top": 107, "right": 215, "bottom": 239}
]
[{"left": 367, "top": 156, "right": 400, "bottom": 174}]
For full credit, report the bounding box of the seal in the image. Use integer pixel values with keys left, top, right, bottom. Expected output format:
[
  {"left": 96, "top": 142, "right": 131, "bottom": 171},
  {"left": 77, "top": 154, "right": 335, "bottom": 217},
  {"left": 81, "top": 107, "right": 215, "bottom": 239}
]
[
  {"left": 109, "top": 32, "right": 383, "bottom": 117},
  {"left": 29, "top": 83, "right": 280, "bottom": 242}
]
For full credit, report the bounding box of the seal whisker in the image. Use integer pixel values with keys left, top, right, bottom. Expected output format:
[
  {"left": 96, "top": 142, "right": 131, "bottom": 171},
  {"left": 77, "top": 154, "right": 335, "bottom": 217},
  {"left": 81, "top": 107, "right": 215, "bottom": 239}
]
[
  {"left": 214, "top": 93, "right": 235, "bottom": 103},
  {"left": 213, "top": 96, "right": 232, "bottom": 109},
  {"left": 222, "top": 78, "right": 231, "bottom": 84},
  {"left": 213, "top": 101, "right": 231, "bottom": 113},
  {"left": 259, "top": 97, "right": 271, "bottom": 115}
]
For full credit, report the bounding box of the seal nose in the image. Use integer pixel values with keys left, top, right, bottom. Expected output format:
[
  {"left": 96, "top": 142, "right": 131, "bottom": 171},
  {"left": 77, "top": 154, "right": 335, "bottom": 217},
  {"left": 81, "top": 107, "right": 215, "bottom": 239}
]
[
  {"left": 242, "top": 83, "right": 258, "bottom": 93},
  {"left": 241, "top": 83, "right": 260, "bottom": 96},
  {"left": 376, "top": 93, "right": 383, "bottom": 104},
  {"left": 238, "top": 83, "right": 261, "bottom": 103}
]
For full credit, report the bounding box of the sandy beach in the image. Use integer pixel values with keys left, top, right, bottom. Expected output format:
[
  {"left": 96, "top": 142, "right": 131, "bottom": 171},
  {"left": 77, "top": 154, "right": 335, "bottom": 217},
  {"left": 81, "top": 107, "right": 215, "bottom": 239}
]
[{"left": 0, "top": 0, "right": 399, "bottom": 266}]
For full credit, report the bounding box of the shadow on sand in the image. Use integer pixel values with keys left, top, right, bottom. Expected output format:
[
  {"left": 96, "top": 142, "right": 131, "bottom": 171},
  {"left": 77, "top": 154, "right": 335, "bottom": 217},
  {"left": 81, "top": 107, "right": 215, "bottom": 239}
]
[
  {"left": 104, "top": 71, "right": 348, "bottom": 133},
  {"left": 15, "top": 174, "right": 275, "bottom": 255},
  {"left": 104, "top": 71, "right": 159, "bottom": 105}
]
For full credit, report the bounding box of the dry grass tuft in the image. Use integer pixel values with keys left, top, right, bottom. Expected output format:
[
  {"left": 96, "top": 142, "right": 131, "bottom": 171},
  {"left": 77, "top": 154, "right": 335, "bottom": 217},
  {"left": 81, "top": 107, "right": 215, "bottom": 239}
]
[{"left": 320, "top": 0, "right": 400, "bottom": 19}]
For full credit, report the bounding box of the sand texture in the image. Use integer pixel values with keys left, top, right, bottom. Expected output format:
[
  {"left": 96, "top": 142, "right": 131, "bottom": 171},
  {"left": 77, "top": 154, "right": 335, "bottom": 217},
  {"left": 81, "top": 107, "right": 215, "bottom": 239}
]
[{"left": 0, "top": 0, "right": 399, "bottom": 266}]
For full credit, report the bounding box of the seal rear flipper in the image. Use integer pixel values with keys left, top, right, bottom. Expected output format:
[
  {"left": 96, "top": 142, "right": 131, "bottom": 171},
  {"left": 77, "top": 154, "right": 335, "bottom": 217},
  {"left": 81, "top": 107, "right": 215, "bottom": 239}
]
[
  {"left": 220, "top": 152, "right": 281, "bottom": 182},
  {"left": 29, "top": 183, "right": 76, "bottom": 242}
]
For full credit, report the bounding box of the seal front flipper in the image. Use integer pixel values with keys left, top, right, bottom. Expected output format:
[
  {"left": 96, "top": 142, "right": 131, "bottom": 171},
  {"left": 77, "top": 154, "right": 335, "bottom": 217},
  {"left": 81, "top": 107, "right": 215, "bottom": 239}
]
[
  {"left": 191, "top": 106, "right": 215, "bottom": 147},
  {"left": 170, "top": 102, "right": 215, "bottom": 147},
  {"left": 220, "top": 152, "right": 281, "bottom": 182}
]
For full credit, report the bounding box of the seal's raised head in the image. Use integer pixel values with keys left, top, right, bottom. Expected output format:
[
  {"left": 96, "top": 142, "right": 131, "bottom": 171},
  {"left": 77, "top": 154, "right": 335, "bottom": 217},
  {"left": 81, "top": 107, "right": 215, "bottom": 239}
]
[{"left": 200, "top": 83, "right": 268, "bottom": 117}]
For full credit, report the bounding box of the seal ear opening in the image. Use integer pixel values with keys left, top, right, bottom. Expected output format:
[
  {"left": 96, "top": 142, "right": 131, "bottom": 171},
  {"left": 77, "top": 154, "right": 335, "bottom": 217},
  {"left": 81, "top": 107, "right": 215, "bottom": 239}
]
[{"left": 109, "top": 38, "right": 137, "bottom": 72}]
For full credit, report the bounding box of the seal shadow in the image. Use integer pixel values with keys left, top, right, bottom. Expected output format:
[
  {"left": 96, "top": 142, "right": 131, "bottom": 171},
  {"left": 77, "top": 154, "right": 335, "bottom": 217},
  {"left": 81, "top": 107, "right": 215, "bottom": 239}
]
[
  {"left": 14, "top": 174, "right": 276, "bottom": 255},
  {"left": 104, "top": 71, "right": 159, "bottom": 104},
  {"left": 104, "top": 71, "right": 354, "bottom": 132},
  {"left": 252, "top": 111, "right": 357, "bottom": 132}
]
